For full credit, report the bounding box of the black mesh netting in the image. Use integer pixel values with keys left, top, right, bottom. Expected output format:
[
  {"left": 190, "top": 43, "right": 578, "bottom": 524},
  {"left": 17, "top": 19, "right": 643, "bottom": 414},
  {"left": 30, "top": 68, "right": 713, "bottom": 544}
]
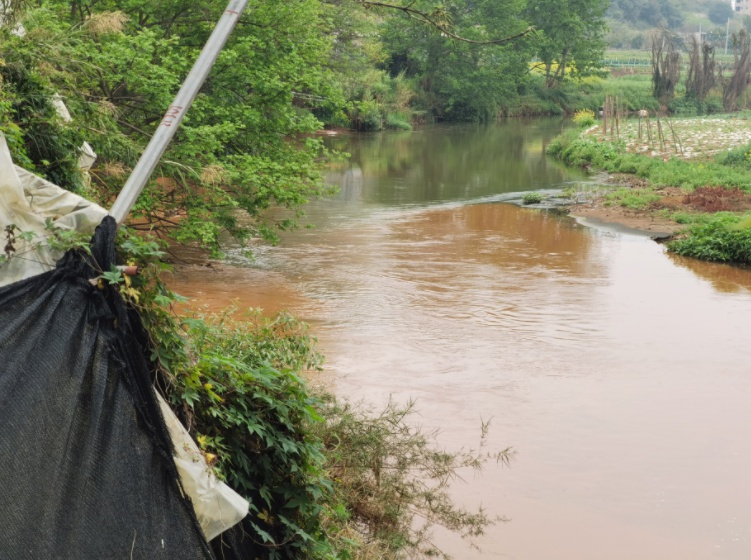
[{"left": 0, "top": 217, "right": 214, "bottom": 559}]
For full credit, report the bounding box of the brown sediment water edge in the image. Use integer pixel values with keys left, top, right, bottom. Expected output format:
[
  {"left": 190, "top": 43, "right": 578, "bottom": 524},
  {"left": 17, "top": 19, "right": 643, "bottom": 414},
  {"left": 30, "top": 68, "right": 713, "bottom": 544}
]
[{"left": 169, "top": 121, "right": 751, "bottom": 559}]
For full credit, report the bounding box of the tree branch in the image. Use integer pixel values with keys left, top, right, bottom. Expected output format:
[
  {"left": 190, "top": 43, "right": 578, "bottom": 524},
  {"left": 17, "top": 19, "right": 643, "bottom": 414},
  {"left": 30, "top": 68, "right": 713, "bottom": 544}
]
[{"left": 355, "top": 1, "right": 535, "bottom": 45}]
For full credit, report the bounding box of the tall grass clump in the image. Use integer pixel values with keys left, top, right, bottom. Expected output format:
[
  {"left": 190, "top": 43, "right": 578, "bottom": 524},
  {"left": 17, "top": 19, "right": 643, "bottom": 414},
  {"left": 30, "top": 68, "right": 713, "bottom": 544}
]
[
  {"left": 716, "top": 141, "right": 751, "bottom": 169},
  {"left": 648, "top": 159, "right": 751, "bottom": 191},
  {"left": 604, "top": 187, "right": 660, "bottom": 209}
]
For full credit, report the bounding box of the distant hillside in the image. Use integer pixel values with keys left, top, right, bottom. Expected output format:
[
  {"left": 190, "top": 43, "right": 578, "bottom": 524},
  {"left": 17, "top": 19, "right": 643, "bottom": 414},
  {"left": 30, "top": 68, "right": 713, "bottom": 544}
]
[{"left": 607, "top": 0, "right": 745, "bottom": 48}]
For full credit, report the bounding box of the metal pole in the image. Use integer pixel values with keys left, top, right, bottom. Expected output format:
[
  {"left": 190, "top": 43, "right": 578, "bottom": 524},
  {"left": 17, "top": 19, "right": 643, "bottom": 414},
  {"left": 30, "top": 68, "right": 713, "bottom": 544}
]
[
  {"left": 726, "top": 18, "right": 730, "bottom": 56},
  {"left": 109, "top": 0, "right": 249, "bottom": 226}
]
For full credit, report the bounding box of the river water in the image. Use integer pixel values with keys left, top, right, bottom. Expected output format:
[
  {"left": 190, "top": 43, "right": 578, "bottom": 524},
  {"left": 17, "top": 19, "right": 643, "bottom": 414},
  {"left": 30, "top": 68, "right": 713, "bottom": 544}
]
[{"left": 171, "top": 120, "right": 751, "bottom": 559}]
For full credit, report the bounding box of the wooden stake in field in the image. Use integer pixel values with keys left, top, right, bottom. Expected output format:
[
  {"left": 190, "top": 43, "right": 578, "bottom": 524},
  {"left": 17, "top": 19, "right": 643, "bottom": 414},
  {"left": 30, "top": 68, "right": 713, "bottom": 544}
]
[
  {"left": 615, "top": 96, "right": 620, "bottom": 140},
  {"left": 664, "top": 117, "right": 683, "bottom": 155},
  {"left": 656, "top": 114, "right": 665, "bottom": 151},
  {"left": 638, "top": 110, "right": 643, "bottom": 140}
]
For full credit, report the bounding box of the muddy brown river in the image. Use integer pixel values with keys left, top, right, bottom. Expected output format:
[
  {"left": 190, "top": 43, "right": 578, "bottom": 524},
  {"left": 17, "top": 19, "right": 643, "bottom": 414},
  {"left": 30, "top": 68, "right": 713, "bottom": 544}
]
[{"left": 171, "top": 120, "right": 751, "bottom": 559}]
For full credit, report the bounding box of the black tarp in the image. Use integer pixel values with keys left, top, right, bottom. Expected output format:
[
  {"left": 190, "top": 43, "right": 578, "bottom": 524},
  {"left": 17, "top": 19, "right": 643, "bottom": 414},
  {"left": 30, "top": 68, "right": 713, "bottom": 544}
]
[{"left": 0, "top": 217, "right": 214, "bottom": 559}]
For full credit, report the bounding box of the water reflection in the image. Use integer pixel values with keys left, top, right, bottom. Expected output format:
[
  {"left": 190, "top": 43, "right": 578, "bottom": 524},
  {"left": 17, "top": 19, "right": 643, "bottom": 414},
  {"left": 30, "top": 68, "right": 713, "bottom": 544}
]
[
  {"left": 324, "top": 120, "right": 586, "bottom": 206},
  {"left": 667, "top": 252, "right": 751, "bottom": 294}
]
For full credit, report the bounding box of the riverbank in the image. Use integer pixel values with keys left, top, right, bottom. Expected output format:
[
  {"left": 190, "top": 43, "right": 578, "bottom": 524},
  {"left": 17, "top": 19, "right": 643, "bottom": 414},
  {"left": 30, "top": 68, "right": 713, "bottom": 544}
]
[{"left": 547, "top": 116, "right": 751, "bottom": 263}]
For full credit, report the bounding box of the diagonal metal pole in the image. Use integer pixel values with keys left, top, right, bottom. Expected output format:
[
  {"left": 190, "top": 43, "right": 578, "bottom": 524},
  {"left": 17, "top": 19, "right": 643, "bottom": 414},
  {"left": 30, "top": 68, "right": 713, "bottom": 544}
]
[{"left": 109, "top": 0, "right": 249, "bottom": 226}]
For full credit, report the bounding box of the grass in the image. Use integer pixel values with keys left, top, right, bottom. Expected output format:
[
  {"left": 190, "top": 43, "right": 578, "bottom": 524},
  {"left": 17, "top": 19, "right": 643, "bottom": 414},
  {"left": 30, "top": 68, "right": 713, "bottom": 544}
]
[
  {"left": 603, "top": 187, "right": 661, "bottom": 209},
  {"left": 548, "top": 119, "right": 751, "bottom": 265},
  {"left": 522, "top": 192, "right": 543, "bottom": 204},
  {"left": 547, "top": 123, "right": 751, "bottom": 192},
  {"left": 668, "top": 212, "right": 751, "bottom": 263},
  {"left": 603, "top": 48, "right": 737, "bottom": 70}
]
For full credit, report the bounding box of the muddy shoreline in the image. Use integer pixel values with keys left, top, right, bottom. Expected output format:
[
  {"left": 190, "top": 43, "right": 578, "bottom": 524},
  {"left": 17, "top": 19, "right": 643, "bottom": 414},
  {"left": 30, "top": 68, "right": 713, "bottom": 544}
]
[{"left": 561, "top": 173, "right": 701, "bottom": 238}]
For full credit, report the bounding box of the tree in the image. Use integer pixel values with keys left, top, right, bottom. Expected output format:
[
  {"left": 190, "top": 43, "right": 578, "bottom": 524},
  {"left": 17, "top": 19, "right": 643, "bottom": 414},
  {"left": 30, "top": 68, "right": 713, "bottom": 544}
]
[
  {"left": 651, "top": 30, "right": 681, "bottom": 103},
  {"left": 607, "top": 0, "right": 683, "bottom": 29},
  {"left": 686, "top": 35, "right": 717, "bottom": 102},
  {"left": 1, "top": 0, "right": 338, "bottom": 252},
  {"left": 721, "top": 29, "right": 751, "bottom": 111},
  {"left": 381, "top": 0, "right": 534, "bottom": 120},
  {"left": 352, "top": 0, "right": 534, "bottom": 45},
  {"left": 526, "top": 0, "right": 608, "bottom": 88}
]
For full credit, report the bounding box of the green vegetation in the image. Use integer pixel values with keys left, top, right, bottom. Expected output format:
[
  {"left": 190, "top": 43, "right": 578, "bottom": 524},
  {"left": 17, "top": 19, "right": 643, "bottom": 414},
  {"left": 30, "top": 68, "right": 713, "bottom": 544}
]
[
  {"left": 97, "top": 231, "right": 505, "bottom": 559},
  {"left": 523, "top": 192, "right": 544, "bottom": 204},
  {"left": 668, "top": 213, "right": 751, "bottom": 263},
  {"left": 525, "top": 0, "right": 608, "bottom": 88},
  {"left": 549, "top": 120, "right": 751, "bottom": 265},
  {"left": 0, "top": 1, "right": 530, "bottom": 557},
  {"left": 604, "top": 187, "right": 662, "bottom": 209},
  {"left": 547, "top": 128, "right": 751, "bottom": 191},
  {"left": 573, "top": 109, "right": 596, "bottom": 127},
  {"left": 1, "top": 0, "right": 336, "bottom": 251},
  {"left": 10, "top": 0, "right": 751, "bottom": 552}
]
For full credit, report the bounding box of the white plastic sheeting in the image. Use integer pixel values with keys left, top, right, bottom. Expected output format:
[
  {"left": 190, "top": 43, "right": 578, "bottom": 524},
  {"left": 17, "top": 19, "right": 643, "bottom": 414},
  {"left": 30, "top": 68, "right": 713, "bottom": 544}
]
[
  {"left": 0, "top": 134, "right": 108, "bottom": 287},
  {"left": 0, "top": 133, "right": 248, "bottom": 539},
  {"left": 50, "top": 94, "right": 98, "bottom": 171},
  {"left": 158, "top": 396, "right": 249, "bottom": 540}
]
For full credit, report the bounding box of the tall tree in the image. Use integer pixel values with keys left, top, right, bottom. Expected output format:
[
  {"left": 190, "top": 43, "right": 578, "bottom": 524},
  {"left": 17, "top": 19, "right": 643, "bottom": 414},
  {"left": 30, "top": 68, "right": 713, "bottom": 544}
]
[
  {"left": 381, "top": 0, "right": 533, "bottom": 120},
  {"left": 526, "top": 0, "right": 608, "bottom": 88},
  {"left": 722, "top": 30, "right": 751, "bottom": 112},
  {"left": 1, "top": 0, "right": 338, "bottom": 251},
  {"left": 686, "top": 35, "right": 716, "bottom": 102},
  {"left": 651, "top": 30, "right": 681, "bottom": 103}
]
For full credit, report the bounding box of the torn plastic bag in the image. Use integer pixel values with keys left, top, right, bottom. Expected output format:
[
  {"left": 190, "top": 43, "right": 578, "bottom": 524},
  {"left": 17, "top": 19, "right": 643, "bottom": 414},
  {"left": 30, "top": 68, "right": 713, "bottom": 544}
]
[{"left": 0, "top": 217, "right": 214, "bottom": 558}]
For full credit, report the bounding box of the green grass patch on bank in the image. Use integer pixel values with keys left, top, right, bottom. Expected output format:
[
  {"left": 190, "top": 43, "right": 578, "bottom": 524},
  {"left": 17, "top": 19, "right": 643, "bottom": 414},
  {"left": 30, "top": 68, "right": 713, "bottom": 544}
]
[
  {"left": 547, "top": 130, "right": 751, "bottom": 192},
  {"left": 548, "top": 125, "right": 751, "bottom": 265},
  {"left": 668, "top": 213, "right": 751, "bottom": 264},
  {"left": 604, "top": 187, "right": 661, "bottom": 209}
]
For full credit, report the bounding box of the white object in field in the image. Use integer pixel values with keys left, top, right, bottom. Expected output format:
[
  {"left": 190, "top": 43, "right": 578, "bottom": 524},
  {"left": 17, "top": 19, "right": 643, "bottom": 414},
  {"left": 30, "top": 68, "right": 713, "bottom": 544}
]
[
  {"left": 79, "top": 141, "right": 97, "bottom": 171},
  {"left": 50, "top": 94, "right": 99, "bottom": 171},
  {"left": 157, "top": 394, "right": 249, "bottom": 541},
  {"left": 0, "top": 134, "right": 107, "bottom": 287},
  {"left": 52, "top": 93, "right": 73, "bottom": 122}
]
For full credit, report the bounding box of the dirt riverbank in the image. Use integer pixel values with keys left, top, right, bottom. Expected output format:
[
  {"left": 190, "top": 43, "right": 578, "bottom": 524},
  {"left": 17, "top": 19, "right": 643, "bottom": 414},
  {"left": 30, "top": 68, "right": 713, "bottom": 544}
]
[{"left": 565, "top": 172, "right": 751, "bottom": 237}]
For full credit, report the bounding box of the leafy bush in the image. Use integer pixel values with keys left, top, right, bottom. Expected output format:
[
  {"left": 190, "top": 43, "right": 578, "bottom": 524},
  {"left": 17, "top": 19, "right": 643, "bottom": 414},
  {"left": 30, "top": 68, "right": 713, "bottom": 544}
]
[
  {"left": 315, "top": 398, "right": 511, "bottom": 559},
  {"left": 668, "top": 213, "right": 751, "bottom": 263},
  {"left": 545, "top": 128, "right": 581, "bottom": 158},
  {"left": 0, "top": 30, "right": 86, "bottom": 191},
  {"left": 573, "top": 109, "right": 596, "bottom": 127},
  {"left": 384, "top": 113, "right": 413, "bottom": 131},
  {"left": 716, "top": 142, "right": 751, "bottom": 169},
  {"left": 108, "top": 232, "right": 508, "bottom": 559},
  {"left": 522, "top": 192, "right": 544, "bottom": 204},
  {"left": 175, "top": 312, "right": 336, "bottom": 559},
  {"left": 669, "top": 95, "right": 725, "bottom": 116}
]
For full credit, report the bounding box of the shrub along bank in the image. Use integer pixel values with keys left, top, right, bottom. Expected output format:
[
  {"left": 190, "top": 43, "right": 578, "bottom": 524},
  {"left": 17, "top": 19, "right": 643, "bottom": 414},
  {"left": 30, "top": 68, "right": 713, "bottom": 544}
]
[
  {"left": 547, "top": 120, "right": 751, "bottom": 265},
  {"left": 114, "top": 233, "right": 506, "bottom": 559}
]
